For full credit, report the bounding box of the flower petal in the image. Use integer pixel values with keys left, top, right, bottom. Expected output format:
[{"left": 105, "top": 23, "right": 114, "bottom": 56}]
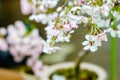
[
  {"left": 83, "top": 45, "right": 90, "bottom": 50},
  {"left": 82, "top": 41, "right": 89, "bottom": 45},
  {"left": 90, "top": 46, "right": 97, "bottom": 52},
  {"left": 110, "top": 30, "right": 116, "bottom": 37}
]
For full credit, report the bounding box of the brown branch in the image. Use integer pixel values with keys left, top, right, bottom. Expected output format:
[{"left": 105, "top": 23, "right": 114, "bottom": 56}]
[{"left": 74, "top": 50, "right": 90, "bottom": 78}]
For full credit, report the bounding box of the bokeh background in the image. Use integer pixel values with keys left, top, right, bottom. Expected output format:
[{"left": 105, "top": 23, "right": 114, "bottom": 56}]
[{"left": 0, "top": 0, "right": 120, "bottom": 80}]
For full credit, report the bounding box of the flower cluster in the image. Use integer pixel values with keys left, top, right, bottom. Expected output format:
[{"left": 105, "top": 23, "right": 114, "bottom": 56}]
[
  {"left": 20, "top": 0, "right": 59, "bottom": 24},
  {"left": 7, "top": 21, "right": 44, "bottom": 62},
  {"left": 20, "top": 0, "right": 120, "bottom": 53},
  {"left": 0, "top": 21, "right": 47, "bottom": 78}
]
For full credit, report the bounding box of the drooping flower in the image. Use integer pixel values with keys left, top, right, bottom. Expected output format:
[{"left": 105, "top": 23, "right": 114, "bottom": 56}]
[
  {"left": 45, "top": 21, "right": 75, "bottom": 44},
  {"left": 42, "top": 41, "right": 61, "bottom": 54},
  {"left": 19, "top": 0, "right": 120, "bottom": 53},
  {"left": 95, "top": 31, "right": 108, "bottom": 42},
  {"left": 82, "top": 34, "right": 98, "bottom": 52},
  {"left": 108, "top": 24, "right": 120, "bottom": 38},
  {"left": 82, "top": 32, "right": 108, "bottom": 52}
]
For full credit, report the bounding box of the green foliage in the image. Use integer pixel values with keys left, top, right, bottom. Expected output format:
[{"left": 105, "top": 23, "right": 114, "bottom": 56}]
[
  {"left": 96, "top": 0, "right": 103, "bottom": 5},
  {"left": 22, "top": 22, "right": 36, "bottom": 38},
  {"left": 94, "top": 0, "right": 103, "bottom": 6},
  {"left": 112, "top": 3, "right": 120, "bottom": 14}
]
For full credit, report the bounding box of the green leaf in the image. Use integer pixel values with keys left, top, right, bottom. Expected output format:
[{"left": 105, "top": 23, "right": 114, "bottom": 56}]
[{"left": 112, "top": 5, "right": 120, "bottom": 14}]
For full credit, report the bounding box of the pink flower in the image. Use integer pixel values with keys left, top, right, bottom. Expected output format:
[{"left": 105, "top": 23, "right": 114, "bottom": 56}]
[
  {"left": 26, "top": 57, "right": 38, "bottom": 67},
  {"left": 63, "top": 22, "right": 78, "bottom": 31},
  {"left": 78, "top": 0, "right": 82, "bottom": 4},
  {"left": 7, "top": 21, "right": 44, "bottom": 62},
  {"left": 32, "top": 61, "right": 43, "bottom": 77},
  {"left": 95, "top": 31, "right": 108, "bottom": 42},
  {"left": 20, "top": 0, "right": 32, "bottom": 15},
  {"left": 0, "top": 39, "right": 8, "bottom": 51},
  {"left": 32, "top": 61, "right": 43, "bottom": 71}
]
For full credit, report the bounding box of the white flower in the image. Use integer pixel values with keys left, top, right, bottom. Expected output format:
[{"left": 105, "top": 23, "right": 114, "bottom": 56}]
[
  {"left": 19, "top": 0, "right": 120, "bottom": 54},
  {"left": 93, "top": 17, "right": 110, "bottom": 28},
  {"left": 43, "top": 45, "right": 61, "bottom": 54},
  {"left": 29, "top": 13, "right": 58, "bottom": 24},
  {"left": 45, "top": 24, "right": 63, "bottom": 42},
  {"left": 43, "top": 41, "right": 61, "bottom": 54},
  {"left": 82, "top": 31, "right": 108, "bottom": 52},
  {"left": 101, "top": 4, "right": 111, "bottom": 17},
  {"left": 45, "top": 22, "right": 74, "bottom": 43},
  {"left": 64, "top": 30, "right": 74, "bottom": 42},
  {"left": 112, "top": 11, "right": 120, "bottom": 21},
  {"left": 57, "top": 7, "right": 62, "bottom": 12},
  {"left": 31, "top": 0, "right": 58, "bottom": 13},
  {"left": 81, "top": 5, "right": 92, "bottom": 16},
  {"left": 47, "top": 0, "right": 59, "bottom": 8},
  {"left": 108, "top": 24, "right": 120, "bottom": 38},
  {"left": 82, "top": 34, "right": 104, "bottom": 52}
]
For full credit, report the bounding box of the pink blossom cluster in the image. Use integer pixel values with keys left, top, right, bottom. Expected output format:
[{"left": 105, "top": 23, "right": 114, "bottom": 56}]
[
  {"left": 27, "top": 59, "right": 48, "bottom": 78},
  {"left": 21, "top": 0, "right": 120, "bottom": 53},
  {"left": 0, "top": 20, "right": 47, "bottom": 78},
  {"left": 7, "top": 21, "right": 44, "bottom": 62}
]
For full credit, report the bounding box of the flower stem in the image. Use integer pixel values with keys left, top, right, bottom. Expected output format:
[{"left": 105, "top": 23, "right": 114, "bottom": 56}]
[
  {"left": 110, "top": 37, "right": 117, "bottom": 80},
  {"left": 74, "top": 50, "right": 90, "bottom": 79}
]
